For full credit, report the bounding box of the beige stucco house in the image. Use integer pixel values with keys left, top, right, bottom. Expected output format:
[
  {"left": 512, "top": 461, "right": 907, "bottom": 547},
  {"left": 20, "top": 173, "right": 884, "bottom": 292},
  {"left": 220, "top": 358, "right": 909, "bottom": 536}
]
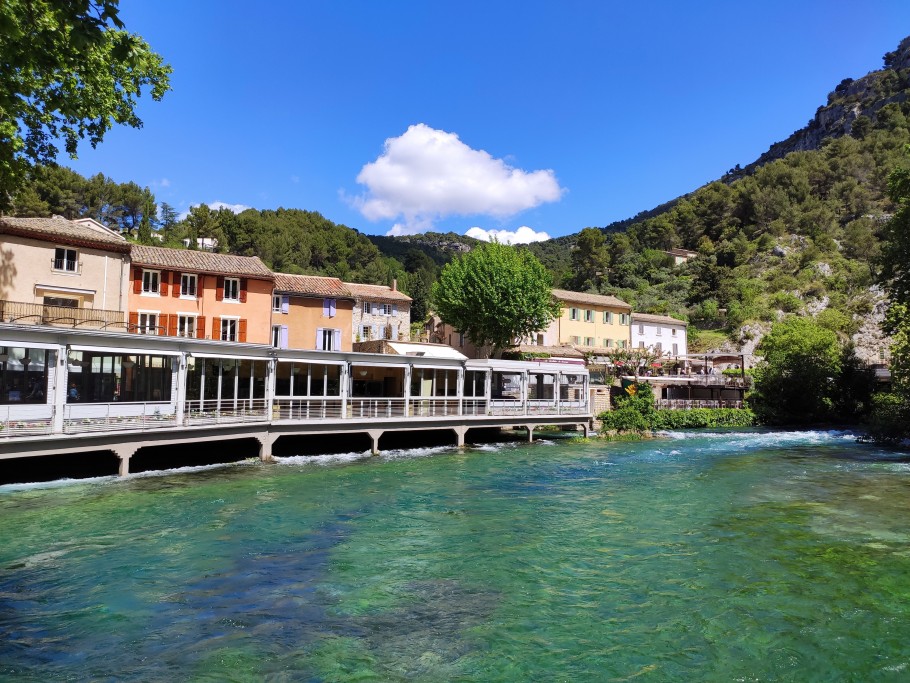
[{"left": 0, "top": 216, "right": 131, "bottom": 328}]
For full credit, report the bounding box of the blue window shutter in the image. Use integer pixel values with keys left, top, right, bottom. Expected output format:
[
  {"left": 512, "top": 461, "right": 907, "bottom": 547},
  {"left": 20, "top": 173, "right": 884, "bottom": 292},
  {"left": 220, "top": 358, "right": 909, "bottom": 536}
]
[
  {"left": 392, "top": 304, "right": 398, "bottom": 316},
  {"left": 333, "top": 329, "right": 341, "bottom": 350},
  {"left": 316, "top": 328, "right": 323, "bottom": 350},
  {"left": 281, "top": 295, "right": 289, "bottom": 314},
  {"left": 329, "top": 298, "right": 337, "bottom": 317},
  {"left": 323, "top": 299, "right": 330, "bottom": 316},
  {"left": 280, "top": 325, "right": 289, "bottom": 349}
]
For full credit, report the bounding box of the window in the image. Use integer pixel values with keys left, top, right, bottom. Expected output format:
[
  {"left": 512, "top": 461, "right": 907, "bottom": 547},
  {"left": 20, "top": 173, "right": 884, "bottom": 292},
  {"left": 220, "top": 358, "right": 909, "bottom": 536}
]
[
  {"left": 138, "top": 312, "right": 158, "bottom": 335},
  {"left": 619, "top": 313, "right": 629, "bottom": 325},
  {"left": 619, "top": 340, "right": 627, "bottom": 349},
  {"left": 569, "top": 308, "right": 580, "bottom": 321},
  {"left": 177, "top": 315, "right": 196, "bottom": 338},
  {"left": 380, "top": 303, "right": 393, "bottom": 316},
  {"left": 318, "top": 328, "right": 340, "bottom": 351},
  {"left": 584, "top": 310, "right": 594, "bottom": 323},
  {"left": 363, "top": 302, "right": 373, "bottom": 314},
  {"left": 584, "top": 336, "right": 595, "bottom": 346},
  {"left": 672, "top": 343, "right": 679, "bottom": 355},
  {"left": 359, "top": 324, "right": 372, "bottom": 340},
  {"left": 639, "top": 341, "right": 645, "bottom": 349},
  {"left": 43, "top": 296, "right": 78, "bottom": 308},
  {"left": 272, "top": 325, "right": 281, "bottom": 348},
  {"left": 656, "top": 326, "right": 662, "bottom": 336},
  {"left": 603, "top": 311, "right": 613, "bottom": 324},
  {"left": 570, "top": 335, "right": 581, "bottom": 344},
  {"left": 605, "top": 338, "right": 614, "bottom": 348},
  {"left": 638, "top": 324, "right": 644, "bottom": 334},
  {"left": 273, "top": 295, "right": 282, "bottom": 312},
  {"left": 142, "top": 269, "right": 160, "bottom": 294},
  {"left": 536, "top": 333, "right": 544, "bottom": 346},
  {"left": 655, "top": 342, "right": 662, "bottom": 352},
  {"left": 181, "top": 273, "right": 197, "bottom": 298},
  {"left": 221, "top": 317, "right": 238, "bottom": 342},
  {"left": 323, "top": 298, "right": 337, "bottom": 318},
  {"left": 672, "top": 328, "right": 677, "bottom": 337},
  {"left": 53, "top": 247, "right": 78, "bottom": 272},
  {"left": 223, "top": 278, "right": 240, "bottom": 302}
]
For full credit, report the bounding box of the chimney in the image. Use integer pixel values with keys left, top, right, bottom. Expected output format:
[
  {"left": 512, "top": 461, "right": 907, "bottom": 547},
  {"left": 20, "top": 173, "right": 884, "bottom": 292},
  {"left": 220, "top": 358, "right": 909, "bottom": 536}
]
[{"left": 392, "top": 278, "right": 398, "bottom": 291}]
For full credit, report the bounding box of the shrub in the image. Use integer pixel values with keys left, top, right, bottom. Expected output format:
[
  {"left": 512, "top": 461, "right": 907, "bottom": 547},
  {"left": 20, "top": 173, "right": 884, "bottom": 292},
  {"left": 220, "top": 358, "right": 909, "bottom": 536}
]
[{"left": 864, "top": 393, "right": 910, "bottom": 444}]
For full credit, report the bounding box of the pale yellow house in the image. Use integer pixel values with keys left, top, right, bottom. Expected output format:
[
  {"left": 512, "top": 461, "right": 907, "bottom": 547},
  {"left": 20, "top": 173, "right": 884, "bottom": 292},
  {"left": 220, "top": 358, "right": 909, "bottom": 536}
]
[
  {"left": 539, "top": 289, "right": 632, "bottom": 352},
  {"left": 426, "top": 288, "right": 632, "bottom": 358},
  {"left": 0, "top": 216, "right": 131, "bottom": 328}
]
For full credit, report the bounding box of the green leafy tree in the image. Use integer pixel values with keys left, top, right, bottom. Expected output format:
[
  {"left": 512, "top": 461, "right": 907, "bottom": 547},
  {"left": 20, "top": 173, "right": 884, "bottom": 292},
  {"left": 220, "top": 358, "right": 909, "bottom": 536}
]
[
  {"left": 431, "top": 241, "right": 560, "bottom": 357},
  {"left": 568, "top": 227, "right": 609, "bottom": 291},
  {"left": 0, "top": 0, "right": 172, "bottom": 211},
  {"left": 749, "top": 316, "right": 842, "bottom": 424}
]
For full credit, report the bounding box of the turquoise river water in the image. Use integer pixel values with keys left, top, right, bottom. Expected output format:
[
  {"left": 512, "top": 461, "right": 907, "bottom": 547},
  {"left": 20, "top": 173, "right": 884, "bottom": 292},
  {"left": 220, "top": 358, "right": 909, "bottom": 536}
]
[{"left": 2, "top": 430, "right": 910, "bottom": 681}]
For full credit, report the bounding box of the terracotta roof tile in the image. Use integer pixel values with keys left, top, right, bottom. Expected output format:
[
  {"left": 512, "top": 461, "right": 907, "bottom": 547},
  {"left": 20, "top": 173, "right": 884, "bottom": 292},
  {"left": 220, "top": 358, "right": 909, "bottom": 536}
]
[
  {"left": 344, "top": 282, "right": 412, "bottom": 304},
  {"left": 0, "top": 216, "right": 130, "bottom": 252},
  {"left": 632, "top": 312, "right": 688, "bottom": 326},
  {"left": 131, "top": 245, "right": 273, "bottom": 279},
  {"left": 552, "top": 288, "right": 631, "bottom": 310},
  {"left": 274, "top": 273, "right": 353, "bottom": 298}
]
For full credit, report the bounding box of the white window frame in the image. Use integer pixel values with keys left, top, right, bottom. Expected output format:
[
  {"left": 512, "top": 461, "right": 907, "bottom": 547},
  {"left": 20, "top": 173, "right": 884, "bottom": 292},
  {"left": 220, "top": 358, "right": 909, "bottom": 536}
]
[
  {"left": 584, "top": 336, "right": 595, "bottom": 346},
  {"left": 570, "top": 335, "right": 581, "bottom": 344},
  {"left": 569, "top": 307, "right": 580, "bottom": 321},
  {"left": 220, "top": 316, "right": 239, "bottom": 342},
  {"left": 273, "top": 295, "right": 282, "bottom": 312},
  {"left": 603, "top": 311, "right": 613, "bottom": 324},
  {"left": 53, "top": 246, "right": 79, "bottom": 273},
  {"left": 142, "top": 269, "right": 160, "bottom": 295},
  {"left": 359, "top": 324, "right": 372, "bottom": 340},
  {"left": 272, "top": 325, "right": 282, "bottom": 348},
  {"left": 176, "top": 314, "right": 197, "bottom": 338},
  {"left": 584, "top": 309, "right": 594, "bottom": 323},
  {"left": 137, "top": 310, "right": 159, "bottom": 335},
  {"left": 181, "top": 273, "right": 198, "bottom": 298},
  {"left": 223, "top": 277, "right": 240, "bottom": 302},
  {"left": 363, "top": 302, "right": 372, "bottom": 314},
  {"left": 656, "top": 326, "right": 662, "bottom": 336},
  {"left": 380, "top": 303, "right": 393, "bottom": 316}
]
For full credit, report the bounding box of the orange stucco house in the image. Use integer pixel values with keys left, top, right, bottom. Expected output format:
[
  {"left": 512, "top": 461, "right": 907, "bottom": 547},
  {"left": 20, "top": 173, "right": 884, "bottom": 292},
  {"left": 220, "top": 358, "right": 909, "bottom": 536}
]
[
  {"left": 127, "top": 245, "right": 274, "bottom": 344},
  {"left": 271, "top": 273, "right": 355, "bottom": 351}
]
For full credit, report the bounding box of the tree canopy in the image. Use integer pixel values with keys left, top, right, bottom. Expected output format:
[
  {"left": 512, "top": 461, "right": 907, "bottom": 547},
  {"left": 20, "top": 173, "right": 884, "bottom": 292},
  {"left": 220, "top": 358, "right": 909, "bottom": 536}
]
[
  {"left": 748, "top": 317, "right": 843, "bottom": 424},
  {"left": 0, "top": 0, "right": 171, "bottom": 210},
  {"left": 431, "top": 242, "right": 561, "bottom": 356}
]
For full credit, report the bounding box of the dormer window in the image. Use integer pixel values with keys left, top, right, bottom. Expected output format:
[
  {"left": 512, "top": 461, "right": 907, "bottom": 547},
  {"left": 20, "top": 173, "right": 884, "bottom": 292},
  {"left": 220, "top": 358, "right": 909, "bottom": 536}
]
[{"left": 53, "top": 247, "right": 78, "bottom": 273}]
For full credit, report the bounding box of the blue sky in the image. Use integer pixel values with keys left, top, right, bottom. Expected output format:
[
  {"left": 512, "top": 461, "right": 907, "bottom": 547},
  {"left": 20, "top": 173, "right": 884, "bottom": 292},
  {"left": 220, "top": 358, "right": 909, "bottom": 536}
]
[{"left": 63, "top": 1, "right": 910, "bottom": 243}]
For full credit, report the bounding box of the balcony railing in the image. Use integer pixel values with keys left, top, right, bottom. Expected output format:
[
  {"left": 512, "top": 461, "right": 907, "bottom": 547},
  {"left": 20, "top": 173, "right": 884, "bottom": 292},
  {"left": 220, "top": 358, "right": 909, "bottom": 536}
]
[
  {"left": 348, "top": 398, "right": 406, "bottom": 419},
  {"left": 273, "top": 397, "right": 344, "bottom": 421},
  {"left": 409, "top": 397, "right": 459, "bottom": 417},
  {"left": 0, "top": 300, "right": 125, "bottom": 330},
  {"left": 63, "top": 402, "right": 177, "bottom": 433},
  {"left": 657, "top": 399, "right": 744, "bottom": 410},
  {"left": 184, "top": 399, "right": 269, "bottom": 426},
  {"left": 0, "top": 404, "right": 55, "bottom": 437}
]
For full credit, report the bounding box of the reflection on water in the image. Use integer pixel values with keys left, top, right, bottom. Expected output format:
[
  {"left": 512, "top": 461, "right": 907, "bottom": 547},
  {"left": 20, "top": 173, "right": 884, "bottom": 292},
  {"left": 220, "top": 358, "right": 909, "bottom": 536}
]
[{"left": 2, "top": 430, "right": 910, "bottom": 681}]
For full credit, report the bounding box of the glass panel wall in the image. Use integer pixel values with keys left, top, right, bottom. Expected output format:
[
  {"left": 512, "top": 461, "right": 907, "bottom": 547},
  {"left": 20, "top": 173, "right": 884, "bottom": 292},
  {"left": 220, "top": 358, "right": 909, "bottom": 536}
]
[
  {"left": 463, "top": 370, "right": 487, "bottom": 398},
  {"left": 528, "top": 373, "right": 556, "bottom": 400},
  {"left": 67, "top": 350, "right": 173, "bottom": 403},
  {"left": 274, "top": 362, "right": 342, "bottom": 397},
  {"left": 186, "top": 357, "right": 268, "bottom": 408},
  {"left": 491, "top": 371, "right": 522, "bottom": 400},
  {"left": 0, "top": 347, "right": 51, "bottom": 404}
]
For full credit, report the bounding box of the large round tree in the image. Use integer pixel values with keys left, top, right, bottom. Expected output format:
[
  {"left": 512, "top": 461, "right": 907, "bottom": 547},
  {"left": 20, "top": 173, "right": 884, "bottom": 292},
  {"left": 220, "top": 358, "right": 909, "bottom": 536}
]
[{"left": 431, "top": 241, "right": 561, "bottom": 357}]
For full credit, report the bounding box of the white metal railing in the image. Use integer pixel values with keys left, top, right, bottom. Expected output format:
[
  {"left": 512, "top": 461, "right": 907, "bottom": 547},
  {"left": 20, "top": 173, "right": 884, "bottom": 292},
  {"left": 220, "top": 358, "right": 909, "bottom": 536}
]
[
  {"left": 490, "top": 399, "right": 524, "bottom": 416},
  {"left": 184, "top": 398, "right": 269, "bottom": 425},
  {"left": 63, "top": 402, "right": 177, "bottom": 434},
  {"left": 348, "top": 398, "right": 406, "bottom": 419},
  {"left": 657, "top": 399, "right": 744, "bottom": 410},
  {"left": 408, "top": 397, "right": 459, "bottom": 417},
  {"left": 461, "top": 398, "right": 488, "bottom": 416},
  {"left": 273, "top": 397, "right": 344, "bottom": 421},
  {"left": 0, "top": 404, "right": 55, "bottom": 437},
  {"left": 528, "top": 401, "right": 560, "bottom": 415}
]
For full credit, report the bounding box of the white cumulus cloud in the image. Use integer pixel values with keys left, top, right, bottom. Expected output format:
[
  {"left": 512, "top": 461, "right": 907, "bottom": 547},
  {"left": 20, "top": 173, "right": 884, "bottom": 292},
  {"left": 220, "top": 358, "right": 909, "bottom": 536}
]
[
  {"left": 465, "top": 225, "right": 551, "bottom": 245},
  {"left": 351, "top": 124, "right": 564, "bottom": 236}
]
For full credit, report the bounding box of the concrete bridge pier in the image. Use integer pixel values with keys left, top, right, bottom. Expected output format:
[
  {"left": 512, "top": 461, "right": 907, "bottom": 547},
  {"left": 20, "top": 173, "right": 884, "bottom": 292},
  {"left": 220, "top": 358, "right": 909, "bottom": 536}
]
[
  {"left": 257, "top": 432, "right": 275, "bottom": 462},
  {"left": 113, "top": 446, "right": 138, "bottom": 477},
  {"left": 525, "top": 424, "right": 539, "bottom": 443},
  {"left": 367, "top": 429, "right": 384, "bottom": 455},
  {"left": 452, "top": 426, "right": 468, "bottom": 448}
]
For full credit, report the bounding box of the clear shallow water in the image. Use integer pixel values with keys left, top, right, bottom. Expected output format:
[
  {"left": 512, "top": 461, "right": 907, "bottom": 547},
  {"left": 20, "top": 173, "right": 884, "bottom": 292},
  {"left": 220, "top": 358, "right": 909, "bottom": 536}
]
[{"left": 2, "top": 430, "right": 910, "bottom": 681}]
